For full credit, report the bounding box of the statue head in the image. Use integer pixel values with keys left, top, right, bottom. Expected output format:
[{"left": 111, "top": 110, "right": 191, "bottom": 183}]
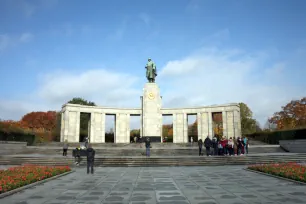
[{"left": 148, "top": 58, "right": 151, "bottom": 61}]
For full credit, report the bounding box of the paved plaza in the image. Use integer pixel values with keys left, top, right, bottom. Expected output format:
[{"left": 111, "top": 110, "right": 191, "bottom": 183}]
[{"left": 1, "top": 166, "right": 306, "bottom": 204}]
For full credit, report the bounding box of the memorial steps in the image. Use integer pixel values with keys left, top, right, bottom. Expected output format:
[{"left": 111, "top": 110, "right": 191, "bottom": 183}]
[
  {"left": 9, "top": 144, "right": 286, "bottom": 156},
  {"left": 1, "top": 154, "right": 306, "bottom": 167}
]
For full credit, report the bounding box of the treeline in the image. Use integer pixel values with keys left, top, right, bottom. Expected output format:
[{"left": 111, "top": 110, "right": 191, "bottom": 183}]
[
  {"left": 247, "top": 97, "right": 306, "bottom": 144},
  {"left": 1, "top": 96, "right": 305, "bottom": 144},
  {"left": 0, "top": 97, "right": 96, "bottom": 144}
]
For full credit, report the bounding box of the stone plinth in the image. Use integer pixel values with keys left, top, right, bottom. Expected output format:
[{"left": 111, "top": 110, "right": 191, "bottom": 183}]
[{"left": 142, "top": 83, "right": 162, "bottom": 142}]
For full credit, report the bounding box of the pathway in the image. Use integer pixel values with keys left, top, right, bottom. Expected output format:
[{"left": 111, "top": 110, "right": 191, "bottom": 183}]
[{"left": 1, "top": 166, "right": 306, "bottom": 204}]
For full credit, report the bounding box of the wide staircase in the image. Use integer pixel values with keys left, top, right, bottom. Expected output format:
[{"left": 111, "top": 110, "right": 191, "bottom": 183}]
[
  {"left": 3, "top": 141, "right": 286, "bottom": 156},
  {"left": 1, "top": 140, "right": 304, "bottom": 167},
  {"left": 1, "top": 154, "right": 306, "bottom": 167}
]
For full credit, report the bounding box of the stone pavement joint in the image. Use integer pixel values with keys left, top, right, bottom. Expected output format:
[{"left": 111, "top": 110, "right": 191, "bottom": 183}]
[{"left": 1, "top": 166, "right": 306, "bottom": 204}]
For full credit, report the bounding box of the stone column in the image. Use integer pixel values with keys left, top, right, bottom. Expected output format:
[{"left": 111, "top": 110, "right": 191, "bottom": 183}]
[
  {"left": 233, "top": 109, "right": 241, "bottom": 137},
  {"left": 197, "top": 113, "right": 202, "bottom": 140},
  {"left": 89, "top": 112, "right": 106, "bottom": 143},
  {"left": 60, "top": 111, "right": 65, "bottom": 142},
  {"left": 66, "top": 111, "right": 79, "bottom": 143},
  {"left": 226, "top": 111, "right": 234, "bottom": 139},
  {"left": 115, "top": 113, "right": 130, "bottom": 143},
  {"left": 75, "top": 111, "right": 80, "bottom": 142},
  {"left": 222, "top": 111, "right": 228, "bottom": 138},
  {"left": 140, "top": 96, "right": 143, "bottom": 138},
  {"left": 208, "top": 112, "right": 213, "bottom": 137},
  {"left": 62, "top": 110, "right": 70, "bottom": 142},
  {"left": 142, "top": 83, "right": 162, "bottom": 141},
  {"left": 183, "top": 113, "right": 188, "bottom": 143},
  {"left": 173, "top": 113, "right": 182, "bottom": 143},
  {"left": 88, "top": 113, "right": 93, "bottom": 142},
  {"left": 200, "top": 112, "right": 209, "bottom": 139}
]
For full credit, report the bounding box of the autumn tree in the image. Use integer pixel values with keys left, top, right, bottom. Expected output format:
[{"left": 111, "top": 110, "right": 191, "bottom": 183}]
[
  {"left": 20, "top": 111, "right": 57, "bottom": 131},
  {"left": 212, "top": 112, "right": 223, "bottom": 137},
  {"left": 189, "top": 119, "right": 197, "bottom": 136},
  {"left": 239, "top": 102, "right": 257, "bottom": 135},
  {"left": 130, "top": 129, "right": 140, "bottom": 137},
  {"left": 52, "top": 112, "right": 62, "bottom": 141},
  {"left": 168, "top": 128, "right": 173, "bottom": 136},
  {"left": 269, "top": 97, "right": 306, "bottom": 130}
]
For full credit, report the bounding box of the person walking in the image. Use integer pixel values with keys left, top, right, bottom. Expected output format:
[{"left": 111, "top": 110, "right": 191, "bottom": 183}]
[
  {"left": 198, "top": 139, "right": 203, "bottom": 156},
  {"left": 86, "top": 144, "right": 95, "bottom": 174},
  {"left": 204, "top": 136, "right": 212, "bottom": 156},
  {"left": 74, "top": 146, "right": 81, "bottom": 166},
  {"left": 145, "top": 137, "right": 151, "bottom": 157}
]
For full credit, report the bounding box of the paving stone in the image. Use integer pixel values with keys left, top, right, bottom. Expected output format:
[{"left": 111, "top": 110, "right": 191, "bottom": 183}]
[{"left": 0, "top": 165, "right": 306, "bottom": 204}]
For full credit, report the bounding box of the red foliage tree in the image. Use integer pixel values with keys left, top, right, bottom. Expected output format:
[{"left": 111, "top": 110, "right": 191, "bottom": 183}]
[
  {"left": 269, "top": 97, "right": 306, "bottom": 130},
  {"left": 21, "top": 111, "right": 57, "bottom": 131},
  {"left": 212, "top": 112, "right": 223, "bottom": 136}
]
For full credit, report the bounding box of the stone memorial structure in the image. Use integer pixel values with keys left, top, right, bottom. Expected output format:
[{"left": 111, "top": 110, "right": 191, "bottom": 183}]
[{"left": 60, "top": 59, "right": 241, "bottom": 143}]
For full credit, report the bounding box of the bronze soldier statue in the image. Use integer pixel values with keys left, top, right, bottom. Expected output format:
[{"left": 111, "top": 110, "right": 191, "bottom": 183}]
[{"left": 145, "top": 58, "right": 157, "bottom": 83}]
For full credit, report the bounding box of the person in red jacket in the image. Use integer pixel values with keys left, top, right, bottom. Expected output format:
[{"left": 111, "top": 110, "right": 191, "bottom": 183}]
[{"left": 220, "top": 136, "right": 227, "bottom": 156}]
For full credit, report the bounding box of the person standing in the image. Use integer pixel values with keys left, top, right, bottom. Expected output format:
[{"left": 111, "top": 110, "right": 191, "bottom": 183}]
[
  {"left": 84, "top": 137, "right": 89, "bottom": 149},
  {"left": 145, "top": 137, "right": 151, "bottom": 157},
  {"left": 198, "top": 139, "right": 203, "bottom": 156},
  {"left": 63, "top": 141, "right": 68, "bottom": 156},
  {"left": 204, "top": 136, "right": 212, "bottom": 156},
  {"left": 86, "top": 144, "right": 95, "bottom": 174},
  {"left": 243, "top": 136, "right": 249, "bottom": 154},
  {"left": 237, "top": 137, "right": 244, "bottom": 155},
  {"left": 212, "top": 135, "right": 218, "bottom": 155},
  {"left": 227, "top": 137, "right": 234, "bottom": 156}
]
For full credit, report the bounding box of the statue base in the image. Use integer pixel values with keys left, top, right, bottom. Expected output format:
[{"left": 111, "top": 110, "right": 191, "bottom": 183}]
[
  {"left": 142, "top": 136, "right": 161, "bottom": 143},
  {"left": 142, "top": 83, "right": 162, "bottom": 142}
]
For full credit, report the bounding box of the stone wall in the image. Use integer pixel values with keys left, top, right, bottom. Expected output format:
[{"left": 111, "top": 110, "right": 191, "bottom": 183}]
[
  {"left": 279, "top": 140, "right": 306, "bottom": 153},
  {"left": 61, "top": 103, "right": 241, "bottom": 143}
]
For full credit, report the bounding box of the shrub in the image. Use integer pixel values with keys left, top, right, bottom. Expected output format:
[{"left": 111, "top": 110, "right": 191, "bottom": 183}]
[
  {"left": 0, "top": 165, "right": 71, "bottom": 194},
  {"left": 246, "top": 128, "right": 306, "bottom": 144},
  {"left": 248, "top": 162, "right": 306, "bottom": 183}
]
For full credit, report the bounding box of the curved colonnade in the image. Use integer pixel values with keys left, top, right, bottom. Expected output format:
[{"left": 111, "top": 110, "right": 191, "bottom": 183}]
[{"left": 60, "top": 103, "right": 241, "bottom": 143}]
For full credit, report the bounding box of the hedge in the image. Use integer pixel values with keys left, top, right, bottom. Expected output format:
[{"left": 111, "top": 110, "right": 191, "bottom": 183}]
[
  {"left": 246, "top": 128, "right": 306, "bottom": 144},
  {"left": 0, "top": 131, "right": 35, "bottom": 145}
]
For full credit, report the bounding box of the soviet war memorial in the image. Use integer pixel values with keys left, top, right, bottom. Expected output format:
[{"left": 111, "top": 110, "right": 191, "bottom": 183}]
[
  {"left": 61, "top": 58, "right": 241, "bottom": 145},
  {"left": 1, "top": 1, "right": 306, "bottom": 204}
]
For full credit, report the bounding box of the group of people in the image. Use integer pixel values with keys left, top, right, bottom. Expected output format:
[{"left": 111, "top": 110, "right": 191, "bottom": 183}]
[
  {"left": 198, "top": 136, "right": 249, "bottom": 156},
  {"left": 62, "top": 138, "right": 95, "bottom": 175}
]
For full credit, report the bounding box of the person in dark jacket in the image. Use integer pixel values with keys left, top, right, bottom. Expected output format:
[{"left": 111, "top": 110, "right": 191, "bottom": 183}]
[
  {"left": 74, "top": 147, "right": 81, "bottom": 165},
  {"left": 145, "top": 137, "right": 151, "bottom": 157},
  {"left": 204, "top": 136, "right": 212, "bottom": 156},
  {"left": 84, "top": 137, "right": 89, "bottom": 149},
  {"left": 86, "top": 144, "right": 95, "bottom": 174},
  {"left": 237, "top": 137, "right": 244, "bottom": 155},
  {"left": 198, "top": 139, "right": 203, "bottom": 156},
  {"left": 212, "top": 136, "right": 218, "bottom": 155}
]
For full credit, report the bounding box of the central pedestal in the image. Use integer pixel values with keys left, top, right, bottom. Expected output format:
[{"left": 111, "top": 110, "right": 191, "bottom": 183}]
[{"left": 142, "top": 83, "right": 162, "bottom": 142}]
